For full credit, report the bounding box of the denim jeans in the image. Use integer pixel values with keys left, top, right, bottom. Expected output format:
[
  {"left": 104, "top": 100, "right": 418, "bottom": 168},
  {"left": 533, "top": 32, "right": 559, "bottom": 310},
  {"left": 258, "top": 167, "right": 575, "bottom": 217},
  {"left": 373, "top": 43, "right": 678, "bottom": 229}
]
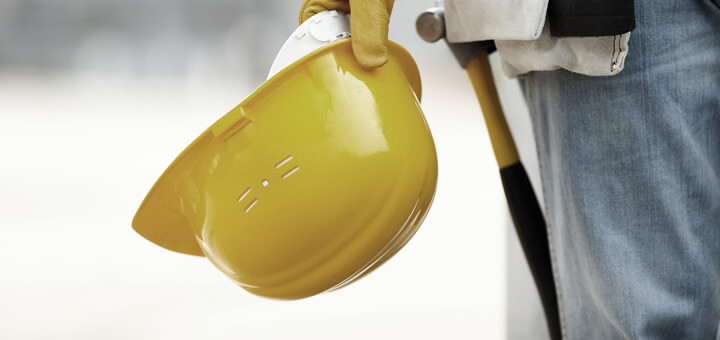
[{"left": 519, "top": 0, "right": 720, "bottom": 338}]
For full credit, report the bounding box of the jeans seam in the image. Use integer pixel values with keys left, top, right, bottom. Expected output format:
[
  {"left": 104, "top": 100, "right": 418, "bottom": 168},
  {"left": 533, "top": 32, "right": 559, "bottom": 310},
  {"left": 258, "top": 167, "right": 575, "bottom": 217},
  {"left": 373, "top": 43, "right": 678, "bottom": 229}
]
[
  {"left": 529, "top": 106, "right": 568, "bottom": 340},
  {"left": 708, "top": 0, "right": 720, "bottom": 12},
  {"left": 705, "top": 0, "right": 720, "bottom": 19}
]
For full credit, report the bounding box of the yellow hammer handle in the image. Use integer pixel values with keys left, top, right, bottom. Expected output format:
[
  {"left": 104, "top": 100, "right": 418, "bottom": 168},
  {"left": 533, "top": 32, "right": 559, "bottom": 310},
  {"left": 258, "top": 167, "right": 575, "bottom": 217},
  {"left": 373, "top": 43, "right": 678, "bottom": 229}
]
[{"left": 465, "top": 51, "right": 520, "bottom": 169}]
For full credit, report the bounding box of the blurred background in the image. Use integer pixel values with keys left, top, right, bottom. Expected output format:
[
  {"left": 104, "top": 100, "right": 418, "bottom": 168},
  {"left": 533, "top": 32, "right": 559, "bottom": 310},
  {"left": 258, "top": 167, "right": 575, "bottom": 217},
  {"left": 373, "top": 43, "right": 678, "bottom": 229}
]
[{"left": 0, "top": 0, "right": 548, "bottom": 339}]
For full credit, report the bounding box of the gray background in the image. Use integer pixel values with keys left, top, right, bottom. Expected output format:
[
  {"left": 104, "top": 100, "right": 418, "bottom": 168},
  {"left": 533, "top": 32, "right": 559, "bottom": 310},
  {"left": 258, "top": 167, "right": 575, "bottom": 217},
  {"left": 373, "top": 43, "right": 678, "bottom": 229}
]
[{"left": 0, "top": 0, "right": 548, "bottom": 338}]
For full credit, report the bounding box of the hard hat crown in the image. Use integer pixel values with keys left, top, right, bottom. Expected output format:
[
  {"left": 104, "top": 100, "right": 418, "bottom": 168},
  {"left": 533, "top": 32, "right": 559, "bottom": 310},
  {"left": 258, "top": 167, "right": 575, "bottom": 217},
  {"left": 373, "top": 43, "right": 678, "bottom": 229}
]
[{"left": 133, "top": 38, "right": 437, "bottom": 299}]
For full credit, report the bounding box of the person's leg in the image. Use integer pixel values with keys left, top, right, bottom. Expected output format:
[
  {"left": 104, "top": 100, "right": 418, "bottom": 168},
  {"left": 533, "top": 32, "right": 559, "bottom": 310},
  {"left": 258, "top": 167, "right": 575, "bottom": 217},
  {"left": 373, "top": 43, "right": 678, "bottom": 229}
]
[{"left": 519, "top": 0, "right": 720, "bottom": 338}]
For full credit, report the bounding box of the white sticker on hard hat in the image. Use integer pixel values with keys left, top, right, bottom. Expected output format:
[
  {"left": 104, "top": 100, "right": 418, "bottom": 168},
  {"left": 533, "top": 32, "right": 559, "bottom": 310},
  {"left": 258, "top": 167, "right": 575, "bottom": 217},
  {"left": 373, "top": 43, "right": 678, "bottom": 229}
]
[{"left": 267, "top": 10, "right": 351, "bottom": 79}]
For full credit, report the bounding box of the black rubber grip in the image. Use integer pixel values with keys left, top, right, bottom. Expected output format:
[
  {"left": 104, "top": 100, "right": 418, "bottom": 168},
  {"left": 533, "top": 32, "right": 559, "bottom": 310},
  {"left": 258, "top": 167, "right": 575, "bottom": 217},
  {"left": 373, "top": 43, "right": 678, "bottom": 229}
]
[
  {"left": 447, "top": 40, "right": 496, "bottom": 69},
  {"left": 500, "top": 162, "right": 562, "bottom": 340}
]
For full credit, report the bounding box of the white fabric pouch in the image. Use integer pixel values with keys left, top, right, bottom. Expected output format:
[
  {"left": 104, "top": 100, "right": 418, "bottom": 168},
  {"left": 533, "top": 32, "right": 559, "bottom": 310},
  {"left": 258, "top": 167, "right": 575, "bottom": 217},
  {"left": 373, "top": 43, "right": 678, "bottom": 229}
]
[
  {"left": 445, "top": 0, "right": 631, "bottom": 77},
  {"left": 445, "top": 0, "right": 549, "bottom": 42}
]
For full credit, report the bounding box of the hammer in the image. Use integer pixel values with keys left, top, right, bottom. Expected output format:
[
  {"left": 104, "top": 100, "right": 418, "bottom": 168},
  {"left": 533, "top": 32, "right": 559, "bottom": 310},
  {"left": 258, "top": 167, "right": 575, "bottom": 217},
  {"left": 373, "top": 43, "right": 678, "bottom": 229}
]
[{"left": 417, "top": 7, "right": 562, "bottom": 340}]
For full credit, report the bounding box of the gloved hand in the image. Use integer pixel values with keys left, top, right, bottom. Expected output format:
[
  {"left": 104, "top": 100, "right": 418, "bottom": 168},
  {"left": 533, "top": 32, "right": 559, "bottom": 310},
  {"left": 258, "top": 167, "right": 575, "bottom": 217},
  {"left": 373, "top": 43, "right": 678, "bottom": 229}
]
[{"left": 299, "top": 0, "right": 395, "bottom": 68}]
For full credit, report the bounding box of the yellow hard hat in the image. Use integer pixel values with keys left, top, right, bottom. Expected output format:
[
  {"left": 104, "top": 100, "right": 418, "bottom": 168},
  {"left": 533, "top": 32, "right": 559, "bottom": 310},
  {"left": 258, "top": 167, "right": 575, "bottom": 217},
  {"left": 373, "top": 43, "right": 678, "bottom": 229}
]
[{"left": 132, "top": 15, "right": 437, "bottom": 300}]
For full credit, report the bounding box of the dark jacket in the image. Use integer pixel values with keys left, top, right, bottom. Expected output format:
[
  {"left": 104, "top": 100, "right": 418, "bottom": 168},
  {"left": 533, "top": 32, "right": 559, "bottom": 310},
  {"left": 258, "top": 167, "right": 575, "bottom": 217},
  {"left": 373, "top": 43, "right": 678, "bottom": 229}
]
[{"left": 549, "top": 0, "right": 635, "bottom": 36}]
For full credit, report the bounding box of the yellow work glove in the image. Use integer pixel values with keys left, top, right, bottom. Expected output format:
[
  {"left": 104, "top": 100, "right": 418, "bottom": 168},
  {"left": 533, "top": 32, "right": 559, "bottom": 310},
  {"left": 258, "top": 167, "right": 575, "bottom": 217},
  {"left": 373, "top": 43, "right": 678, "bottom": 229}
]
[{"left": 299, "top": 0, "right": 395, "bottom": 68}]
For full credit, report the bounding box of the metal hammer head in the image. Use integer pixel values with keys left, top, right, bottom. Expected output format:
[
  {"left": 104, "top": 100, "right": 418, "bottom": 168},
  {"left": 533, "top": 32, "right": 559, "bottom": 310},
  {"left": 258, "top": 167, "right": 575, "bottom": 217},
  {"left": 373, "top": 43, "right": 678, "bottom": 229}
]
[
  {"left": 415, "top": 7, "right": 496, "bottom": 68},
  {"left": 416, "top": 7, "right": 445, "bottom": 43}
]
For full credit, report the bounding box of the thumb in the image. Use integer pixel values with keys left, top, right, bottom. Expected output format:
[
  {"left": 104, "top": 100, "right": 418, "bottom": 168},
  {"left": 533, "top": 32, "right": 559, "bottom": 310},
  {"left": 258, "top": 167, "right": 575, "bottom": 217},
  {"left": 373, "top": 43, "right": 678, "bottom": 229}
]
[{"left": 349, "top": 0, "right": 395, "bottom": 68}]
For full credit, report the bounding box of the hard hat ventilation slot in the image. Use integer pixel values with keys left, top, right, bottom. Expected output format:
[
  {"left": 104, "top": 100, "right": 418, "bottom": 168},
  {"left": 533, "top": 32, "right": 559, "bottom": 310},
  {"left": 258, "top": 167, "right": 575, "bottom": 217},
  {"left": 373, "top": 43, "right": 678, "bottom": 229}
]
[
  {"left": 281, "top": 166, "right": 300, "bottom": 180},
  {"left": 275, "top": 155, "right": 294, "bottom": 168},
  {"left": 238, "top": 188, "right": 252, "bottom": 203},
  {"left": 244, "top": 198, "right": 258, "bottom": 213}
]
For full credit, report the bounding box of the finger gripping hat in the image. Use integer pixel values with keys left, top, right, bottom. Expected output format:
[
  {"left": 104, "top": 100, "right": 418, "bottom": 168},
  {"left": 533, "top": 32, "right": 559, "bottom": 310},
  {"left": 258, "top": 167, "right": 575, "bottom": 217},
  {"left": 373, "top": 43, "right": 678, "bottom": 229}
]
[{"left": 132, "top": 11, "right": 438, "bottom": 299}]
